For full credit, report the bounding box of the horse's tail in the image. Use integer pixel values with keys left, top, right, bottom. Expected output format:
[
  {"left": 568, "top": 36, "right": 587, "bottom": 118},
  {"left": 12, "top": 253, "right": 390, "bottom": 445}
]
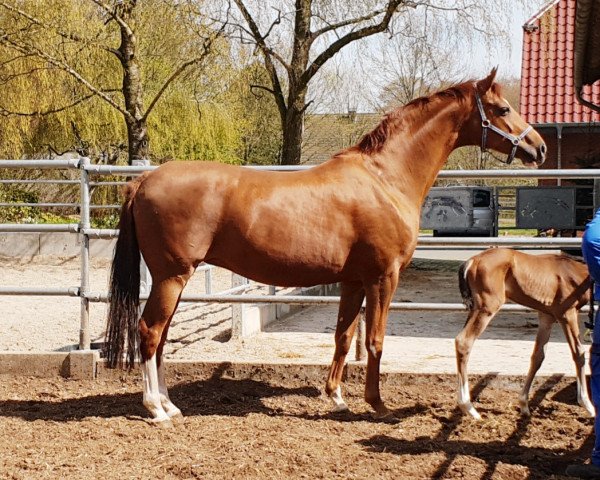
[
  {"left": 104, "top": 174, "right": 147, "bottom": 369},
  {"left": 458, "top": 259, "right": 474, "bottom": 311}
]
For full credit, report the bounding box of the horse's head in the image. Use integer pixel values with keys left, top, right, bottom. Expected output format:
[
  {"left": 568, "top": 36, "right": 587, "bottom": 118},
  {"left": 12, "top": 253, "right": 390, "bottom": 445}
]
[{"left": 470, "top": 68, "right": 546, "bottom": 167}]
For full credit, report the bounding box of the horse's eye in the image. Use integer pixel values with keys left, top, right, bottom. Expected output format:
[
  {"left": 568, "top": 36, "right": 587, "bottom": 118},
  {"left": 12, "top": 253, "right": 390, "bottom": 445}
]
[{"left": 499, "top": 107, "right": 510, "bottom": 117}]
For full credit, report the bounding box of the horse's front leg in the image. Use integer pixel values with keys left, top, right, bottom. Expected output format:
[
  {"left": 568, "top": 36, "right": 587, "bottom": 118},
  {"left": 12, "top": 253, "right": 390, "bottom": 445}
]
[
  {"left": 363, "top": 269, "right": 399, "bottom": 418},
  {"left": 519, "top": 313, "right": 554, "bottom": 416},
  {"left": 325, "top": 281, "right": 365, "bottom": 412}
]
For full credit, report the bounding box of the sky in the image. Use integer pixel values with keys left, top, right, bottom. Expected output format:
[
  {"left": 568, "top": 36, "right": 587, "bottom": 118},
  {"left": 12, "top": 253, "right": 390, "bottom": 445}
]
[{"left": 312, "top": 1, "right": 548, "bottom": 113}]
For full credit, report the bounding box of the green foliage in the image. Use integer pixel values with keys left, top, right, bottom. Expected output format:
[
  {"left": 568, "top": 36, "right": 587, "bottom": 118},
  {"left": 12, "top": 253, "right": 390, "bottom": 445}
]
[
  {"left": 0, "top": 0, "right": 282, "bottom": 166},
  {"left": 0, "top": 186, "right": 39, "bottom": 223}
]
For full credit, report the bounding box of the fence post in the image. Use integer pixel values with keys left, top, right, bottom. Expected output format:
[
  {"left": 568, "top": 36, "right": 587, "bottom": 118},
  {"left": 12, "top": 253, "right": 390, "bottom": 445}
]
[
  {"left": 355, "top": 308, "right": 366, "bottom": 361},
  {"left": 205, "top": 266, "right": 212, "bottom": 295},
  {"left": 78, "top": 157, "right": 91, "bottom": 350},
  {"left": 230, "top": 273, "right": 246, "bottom": 338}
]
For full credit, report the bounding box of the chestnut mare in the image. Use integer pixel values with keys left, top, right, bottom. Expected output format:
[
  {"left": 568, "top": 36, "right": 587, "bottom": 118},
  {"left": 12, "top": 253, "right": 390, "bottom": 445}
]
[
  {"left": 456, "top": 248, "right": 595, "bottom": 420},
  {"left": 105, "top": 69, "right": 547, "bottom": 425}
]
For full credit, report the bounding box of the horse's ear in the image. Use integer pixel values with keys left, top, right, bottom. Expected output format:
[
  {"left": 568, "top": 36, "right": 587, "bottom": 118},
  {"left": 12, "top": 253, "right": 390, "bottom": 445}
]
[{"left": 476, "top": 67, "right": 498, "bottom": 94}]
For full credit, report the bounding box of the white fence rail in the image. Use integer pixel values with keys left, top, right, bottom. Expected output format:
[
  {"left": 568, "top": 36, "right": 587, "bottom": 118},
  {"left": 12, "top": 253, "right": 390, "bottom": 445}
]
[{"left": 0, "top": 158, "right": 597, "bottom": 351}]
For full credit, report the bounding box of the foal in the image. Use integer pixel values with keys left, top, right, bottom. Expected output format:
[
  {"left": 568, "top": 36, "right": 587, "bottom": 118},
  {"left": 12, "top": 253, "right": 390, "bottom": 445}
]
[{"left": 455, "top": 247, "right": 595, "bottom": 419}]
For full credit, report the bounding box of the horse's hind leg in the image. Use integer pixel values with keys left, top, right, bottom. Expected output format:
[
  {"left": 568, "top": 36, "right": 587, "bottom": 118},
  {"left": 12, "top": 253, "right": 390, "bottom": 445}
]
[
  {"left": 156, "top": 317, "right": 184, "bottom": 423},
  {"left": 519, "top": 312, "right": 554, "bottom": 416},
  {"left": 325, "top": 281, "right": 365, "bottom": 412},
  {"left": 455, "top": 305, "right": 499, "bottom": 420},
  {"left": 557, "top": 310, "right": 595, "bottom": 417},
  {"left": 139, "top": 274, "right": 190, "bottom": 424}
]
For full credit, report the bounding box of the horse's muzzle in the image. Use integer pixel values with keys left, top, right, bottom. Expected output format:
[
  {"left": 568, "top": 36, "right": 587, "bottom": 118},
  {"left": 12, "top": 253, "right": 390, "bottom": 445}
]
[{"left": 536, "top": 143, "right": 547, "bottom": 166}]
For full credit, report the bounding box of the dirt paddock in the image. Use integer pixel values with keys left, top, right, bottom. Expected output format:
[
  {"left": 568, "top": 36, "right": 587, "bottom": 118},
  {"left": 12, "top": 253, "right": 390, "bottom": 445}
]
[
  {"left": 1, "top": 254, "right": 597, "bottom": 478},
  {"left": 0, "top": 371, "right": 594, "bottom": 480}
]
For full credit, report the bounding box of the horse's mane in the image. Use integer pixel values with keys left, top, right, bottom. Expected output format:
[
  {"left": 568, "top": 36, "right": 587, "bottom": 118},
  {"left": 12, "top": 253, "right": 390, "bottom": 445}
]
[{"left": 357, "top": 80, "right": 479, "bottom": 155}]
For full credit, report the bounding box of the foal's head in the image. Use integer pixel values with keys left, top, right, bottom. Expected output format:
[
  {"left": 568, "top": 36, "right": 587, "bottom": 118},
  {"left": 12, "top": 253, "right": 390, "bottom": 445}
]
[{"left": 465, "top": 68, "right": 547, "bottom": 167}]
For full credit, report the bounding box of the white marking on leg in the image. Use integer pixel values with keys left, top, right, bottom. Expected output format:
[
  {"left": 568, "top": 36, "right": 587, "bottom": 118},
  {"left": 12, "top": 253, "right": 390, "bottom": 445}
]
[
  {"left": 330, "top": 386, "right": 349, "bottom": 412},
  {"left": 157, "top": 360, "right": 182, "bottom": 419},
  {"left": 457, "top": 376, "right": 481, "bottom": 420},
  {"left": 577, "top": 377, "right": 596, "bottom": 417},
  {"left": 142, "top": 354, "right": 171, "bottom": 423},
  {"left": 518, "top": 393, "right": 531, "bottom": 417},
  {"left": 369, "top": 343, "right": 378, "bottom": 359}
]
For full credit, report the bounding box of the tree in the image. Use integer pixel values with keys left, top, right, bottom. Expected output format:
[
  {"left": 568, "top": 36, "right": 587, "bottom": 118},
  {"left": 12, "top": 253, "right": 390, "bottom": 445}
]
[
  {"left": 0, "top": 0, "right": 223, "bottom": 164},
  {"left": 232, "top": 0, "right": 407, "bottom": 164},
  {"left": 229, "top": 0, "right": 524, "bottom": 165}
]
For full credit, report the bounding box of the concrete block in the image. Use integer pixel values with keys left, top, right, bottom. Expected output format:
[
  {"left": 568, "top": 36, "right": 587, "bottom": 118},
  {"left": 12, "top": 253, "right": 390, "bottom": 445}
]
[
  {"left": 0, "top": 352, "right": 69, "bottom": 376},
  {"left": 68, "top": 350, "right": 99, "bottom": 379},
  {"left": 89, "top": 238, "right": 116, "bottom": 259},
  {"left": 39, "top": 232, "right": 79, "bottom": 256},
  {"left": 0, "top": 233, "right": 39, "bottom": 257}
]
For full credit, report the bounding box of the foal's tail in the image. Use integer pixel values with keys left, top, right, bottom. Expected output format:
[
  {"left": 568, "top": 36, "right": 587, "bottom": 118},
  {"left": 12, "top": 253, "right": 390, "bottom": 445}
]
[
  {"left": 458, "top": 260, "right": 474, "bottom": 311},
  {"left": 104, "top": 174, "right": 147, "bottom": 369}
]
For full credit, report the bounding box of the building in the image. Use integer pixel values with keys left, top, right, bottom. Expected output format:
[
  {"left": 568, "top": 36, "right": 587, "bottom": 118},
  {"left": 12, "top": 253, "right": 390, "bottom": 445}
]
[{"left": 520, "top": 0, "right": 600, "bottom": 225}]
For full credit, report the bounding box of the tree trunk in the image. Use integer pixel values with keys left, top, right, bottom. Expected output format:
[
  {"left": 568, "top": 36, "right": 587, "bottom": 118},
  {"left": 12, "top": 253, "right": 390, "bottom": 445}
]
[
  {"left": 118, "top": 5, "right": 149, "bottom": 165},
  {"left": 126, "top": 118, "right": 149, "bottom": 163},
  {"left": 281, "top": 106, "right": 304, "bottom": 165}
]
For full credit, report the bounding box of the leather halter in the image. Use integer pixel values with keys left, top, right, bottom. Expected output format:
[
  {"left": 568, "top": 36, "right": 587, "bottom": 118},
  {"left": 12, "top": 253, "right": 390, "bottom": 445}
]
[{"left": 474, "top": 88, "right": 532, "bottom": 165}]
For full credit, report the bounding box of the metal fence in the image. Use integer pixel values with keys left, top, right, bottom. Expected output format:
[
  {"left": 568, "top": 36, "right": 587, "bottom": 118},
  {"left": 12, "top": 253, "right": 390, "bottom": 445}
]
[{"left": 0, "top": 158, "right": 598, "bottom": 352}]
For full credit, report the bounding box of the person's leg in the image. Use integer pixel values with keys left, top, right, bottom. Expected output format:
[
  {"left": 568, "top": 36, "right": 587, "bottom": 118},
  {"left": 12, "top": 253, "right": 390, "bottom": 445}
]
[{"left": 591, "top": 315, "right": 600, "bottom": 466}]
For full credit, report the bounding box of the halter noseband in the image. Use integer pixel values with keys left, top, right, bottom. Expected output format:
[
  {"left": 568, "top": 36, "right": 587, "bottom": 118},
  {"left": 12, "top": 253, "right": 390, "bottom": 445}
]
[{"left": 474, "top": 87, "right": 532, "bottom": 165}]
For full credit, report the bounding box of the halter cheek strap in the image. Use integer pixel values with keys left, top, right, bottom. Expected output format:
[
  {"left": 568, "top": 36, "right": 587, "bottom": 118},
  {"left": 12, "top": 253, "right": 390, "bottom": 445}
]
[{"left": 474, "top": 89, "right": 533, "bottom": 165}]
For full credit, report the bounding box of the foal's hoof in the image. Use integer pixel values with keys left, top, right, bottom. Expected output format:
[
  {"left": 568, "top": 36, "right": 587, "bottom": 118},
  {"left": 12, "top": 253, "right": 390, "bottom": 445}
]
[
  {"left": 458, "top": 402, "right": 482, "bottom": 420},
  {"left": 169, "top": 412, "right": 185, "bottom": 424},
  {"left": 331, "top": 402, "right": 350, "bottom": 413}
]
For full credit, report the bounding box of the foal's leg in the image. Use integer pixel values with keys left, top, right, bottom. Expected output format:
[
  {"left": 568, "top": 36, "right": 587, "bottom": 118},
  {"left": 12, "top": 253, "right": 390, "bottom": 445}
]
[
  {"left": 363, "top": 269, "right": 399, "bottom": 418},
  {"left": 325, "top": 281, "right": 365, "bottom": 412},
  {"left": 455, "top": 304, "right": 500, "bottom": 420},
  {"left": 519, "top": 313, "right": 554, "bottom": 416},
  {"left": 139, "top": 275, "right": 189, "bottom": 424},
  {"left": 558, "top": 310, "right": 595, "bottom": 417}
]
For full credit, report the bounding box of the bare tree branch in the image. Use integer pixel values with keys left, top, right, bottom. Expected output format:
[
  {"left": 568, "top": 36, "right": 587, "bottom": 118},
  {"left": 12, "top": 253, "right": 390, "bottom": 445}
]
[
  {"left": 299, "top": 0, "right": 406, "bottom": 90},
  {"left": 88, "top": 0, "right": 134, "bottom": 37},
  {"left": 233, "top": 0, "right": 287, "bottom": 118},
  {"left": 311, "top": 8, "right": 386, "bottom": 40},
  {"left": 0, "top": 34, "right": 132, "bottom": 120}
]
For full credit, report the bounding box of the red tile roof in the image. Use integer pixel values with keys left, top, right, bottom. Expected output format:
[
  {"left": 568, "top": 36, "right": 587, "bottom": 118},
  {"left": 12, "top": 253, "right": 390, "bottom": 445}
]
[{"left": 520, "top": 0, "right": 600, "bottom": 124}]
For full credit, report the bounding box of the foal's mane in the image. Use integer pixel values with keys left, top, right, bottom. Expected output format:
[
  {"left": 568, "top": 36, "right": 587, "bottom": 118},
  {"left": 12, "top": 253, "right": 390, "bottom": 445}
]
[{"left": 357, "top": 80, "right": 480, "bottom": 155}]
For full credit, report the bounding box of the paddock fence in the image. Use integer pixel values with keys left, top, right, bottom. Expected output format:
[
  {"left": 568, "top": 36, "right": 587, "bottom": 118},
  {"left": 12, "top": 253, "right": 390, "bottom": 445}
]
[{"left": 0, "top": 158, "right": 597, "bottom": 358}]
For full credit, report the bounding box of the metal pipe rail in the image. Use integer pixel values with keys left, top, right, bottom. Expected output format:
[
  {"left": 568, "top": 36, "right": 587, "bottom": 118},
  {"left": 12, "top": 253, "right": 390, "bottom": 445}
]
[
  {"left": 79, "top": 292, "right": 592, "bottom": 314},
  {"left": 0, "top": 157, "right": 598, "bottom": 352}
]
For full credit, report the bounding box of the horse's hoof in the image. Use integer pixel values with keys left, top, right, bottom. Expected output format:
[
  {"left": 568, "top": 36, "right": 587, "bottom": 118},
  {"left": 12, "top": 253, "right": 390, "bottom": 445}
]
[
  {"left": 331, "top": 403, "right": 349, "bottom": 413},
  {"left": 149, "top": 418, "right": 174, "bottom": 429},
  {"left": 373, "top": 411, "right": 400, "bottom": 424},
  {"left": 459, "top": 403, "right": 481, "bottom": 420},
  {"left": 169, "top": 412, "right": 185, "bottom": 424}
]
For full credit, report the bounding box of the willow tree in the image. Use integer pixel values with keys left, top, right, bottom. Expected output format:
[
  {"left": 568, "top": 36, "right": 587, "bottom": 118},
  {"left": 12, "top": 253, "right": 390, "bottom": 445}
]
[{"left": 0, "top": 0, "right": 224, "bottom": 164}]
